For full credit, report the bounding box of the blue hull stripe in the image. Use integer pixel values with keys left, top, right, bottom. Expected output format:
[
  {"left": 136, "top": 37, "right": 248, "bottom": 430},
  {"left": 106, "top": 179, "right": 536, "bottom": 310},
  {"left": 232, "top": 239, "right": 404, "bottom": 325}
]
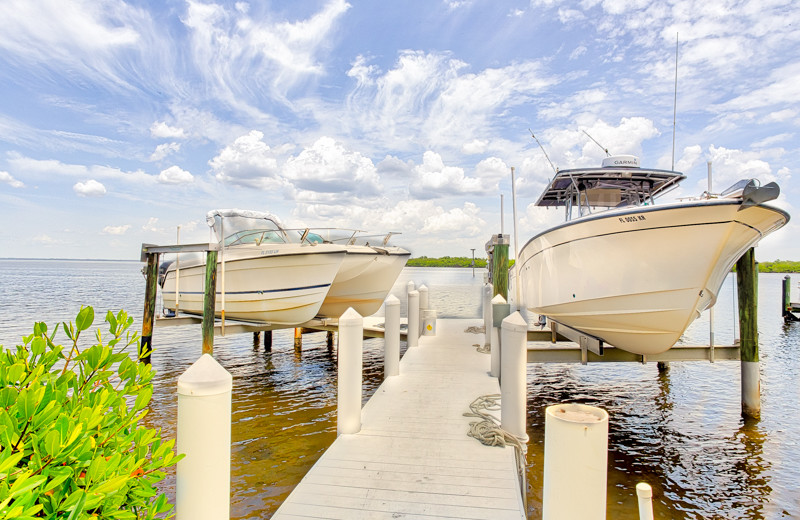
[{"left": 177, "top": 283, "right": 331, "bottom": 296}]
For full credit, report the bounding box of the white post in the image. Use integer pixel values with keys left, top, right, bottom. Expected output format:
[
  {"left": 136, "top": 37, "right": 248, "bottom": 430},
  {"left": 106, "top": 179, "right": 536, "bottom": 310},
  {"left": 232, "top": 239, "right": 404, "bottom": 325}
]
[
  {"left": 177, "top": 354, "right": 232, "bottom": 520},
  {"left": 483, "top": 283, "right": 492, "bottom": 349},
  {"left": 500, "top": 312, "right": 528, "bottom": 440},
  {"left": 542, "top": 403, "right": 609, "bottom": 520},
  {"left": 407, "top": 290, "right": 419, "bottom": 348},
  {"left": 418, "top": 284, "right": 429, "bottom": 336},
  {"left": 491, "top": 294, "right": 510, "bottom": 379},
  {"left": 636, "top": 482, "right": 655, "bottom": 520},
  {"left": 406, "top": 280, "right": 415, "bottom": 320},
  {"left": 175, "top": 225, "right": 181, "bottom": 314},
  {"left": 384, "top": 295, "right": 400, "bottom": 378},
  {"left": 338, "top": 308, "right": 363, "bottom": 435}
]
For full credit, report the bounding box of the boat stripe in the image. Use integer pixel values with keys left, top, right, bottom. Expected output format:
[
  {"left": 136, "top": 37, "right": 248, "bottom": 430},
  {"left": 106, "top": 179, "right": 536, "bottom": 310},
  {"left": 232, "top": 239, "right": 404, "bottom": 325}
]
[{"left": 176, "top": 283, "right": 331, "bottom": 295}]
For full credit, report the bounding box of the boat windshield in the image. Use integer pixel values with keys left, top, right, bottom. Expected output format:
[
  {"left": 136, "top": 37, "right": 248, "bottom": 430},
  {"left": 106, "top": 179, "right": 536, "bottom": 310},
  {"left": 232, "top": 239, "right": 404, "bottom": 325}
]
[
  {"left": 206, "top": 209, "right": 285, "bottom": 244},
  {"left": 225, "top": 229, "right": 287, "bottom": 246}
]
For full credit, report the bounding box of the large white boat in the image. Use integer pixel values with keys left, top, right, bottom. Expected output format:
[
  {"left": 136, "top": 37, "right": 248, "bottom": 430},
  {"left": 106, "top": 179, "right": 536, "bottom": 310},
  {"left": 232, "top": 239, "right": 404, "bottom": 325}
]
[
  {"left": 160, "top": 210, "right": 346, "bottom": 325},
  {"left": 517, "top": 156, "right": 789, "bottom": 355}
]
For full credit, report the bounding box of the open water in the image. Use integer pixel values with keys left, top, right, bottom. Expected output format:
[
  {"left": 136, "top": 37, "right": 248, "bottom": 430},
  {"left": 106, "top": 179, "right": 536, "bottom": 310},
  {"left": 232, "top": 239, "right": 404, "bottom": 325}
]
[{"left": 0, "top": 260, "right": 798, "bottom": 519}]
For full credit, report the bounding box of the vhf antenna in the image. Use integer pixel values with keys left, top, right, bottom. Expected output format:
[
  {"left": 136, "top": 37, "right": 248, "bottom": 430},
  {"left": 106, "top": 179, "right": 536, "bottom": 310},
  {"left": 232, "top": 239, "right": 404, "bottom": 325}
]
[
  {"left": 529, "top": 129, "right": 558, "bottom": 175},
  {"left": 671, "top": 32, "right": 679, "bottom": 171},
  {"left": 582, "top": 129, "right": 611, "bottom": 156}
]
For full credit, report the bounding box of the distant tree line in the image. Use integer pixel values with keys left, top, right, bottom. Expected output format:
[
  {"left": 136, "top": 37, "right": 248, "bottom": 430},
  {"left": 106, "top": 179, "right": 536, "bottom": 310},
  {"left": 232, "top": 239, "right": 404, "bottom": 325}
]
[{"left": 753, "top": 260, "right": 800, "bottom": 273}]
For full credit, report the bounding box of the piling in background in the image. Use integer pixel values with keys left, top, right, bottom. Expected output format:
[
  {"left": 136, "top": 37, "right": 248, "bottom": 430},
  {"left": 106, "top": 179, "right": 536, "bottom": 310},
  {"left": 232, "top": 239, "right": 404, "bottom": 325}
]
[
  {"left": 294, "top": 328, "right": 302, "bottom": 350},
  {"left": 636, "top": 483, "right": 655, "bottom": 520},
  {"left": 490, "top": 294, "right": 510, "bottom": 379},
  {"left": 326, "top": 330, "right": 334, "bottom": 348},
  {"left": 736, "top": 247, "right": 760, "bottom": 419},
  {"left": 253, "top": 332, "right": 260, "bottom": 348},
  {"left": 407, "top": 290, "right": 420, "bottom": 348},
  {"left": 500, "top": 312, "right": 528, "bottom": 440},
  {"left": 483, "top": 283, "right": 493, "bottom": 349},
  {"left": 177, "top": 354, "right": 232, "bottom": 520},
  {"left": 783, "top": 275, "right": 799, "bottom": 322},
  {"left": 264, "top": 330, "right": 272, "bottom": 351},
  {"left": 140, "top": 252, "right": 158, "bottom": 364},
  {"left": 490, "top": 235, "right": 510, "bottom": 300},
  {"left": 338, "top": 308, "right": 363, "bottom": 435},
  {"left": 384, "top": 295, "right": 400, "bottom": 378},
  {"left": 542, "top": 403, "right": 609, "bottom": 520},
  {"left": 418, "top": 284, "right": 429, "bottom": 336},
  {"left": 201, "top": 250, "right": 218, "bottom": 356}
]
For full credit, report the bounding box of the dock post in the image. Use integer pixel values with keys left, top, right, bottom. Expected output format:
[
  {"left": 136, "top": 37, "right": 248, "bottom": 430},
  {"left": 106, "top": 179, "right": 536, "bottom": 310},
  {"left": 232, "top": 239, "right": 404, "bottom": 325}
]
[
  {"left": 408, "top": 290, "right": 420, "bottom": 348},
  {"left": 264, "top": 330, "right": 272, "bottom": 351},
  {"left": 176, "top": 354, "right": 232, "bottom": 520},
  {"left": 783, "top": 275, "right": 799, "bottom": 322},
  {"left": 636, "top": 482, "right": 655, "bottom": 520},
  {"left": 202, "top": 250, "right": 218, "bottom": 356},
  {"left": 542, "top": 403, "right": 609, "bottom": 520},
  {"left": 500, "top": 312, "right": 529, "bottom": 440},
  {"left": 384, "top": 295, "right": 400, "bottom": 378},
  {"left": 737, "top": 248, "right": 760, "bottom": 419},
  {"left": 338, "top": 308, "right": 363, "bottom": 435},
  {"left": 491, "top": 234, "right": 510, "bottom": 299},
  {"left": 140, "top": 252, "right": 158, "bottom": 364},
  {"left": 418, "top": 284, "right": 429, "bottom": 336},
  {"left": 253, "top": 331, "right": 261, "bottom": 348},
  {"left": 326, "top": 330, "right": 334, "bottom": 349},
  {"left": 483, "top": 283, "right": 492, "bottom": 350},
  {"left": 294, "top": 328, "right": 302, "bottom": 350},
  {"left": 491, "top": 294, "right": 510, "bottom": 379}
]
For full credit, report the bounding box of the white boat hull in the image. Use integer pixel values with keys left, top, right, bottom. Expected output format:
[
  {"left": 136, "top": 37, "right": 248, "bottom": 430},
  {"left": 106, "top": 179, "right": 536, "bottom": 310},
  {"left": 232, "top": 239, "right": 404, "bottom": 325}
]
[
  {"left": 161, "top": 244, "right": 345, "bottom": 325},
  {"left": 316, "top": 246, "right": 410, "bottom": 318},
  {"left": 518, "top": 200, "right": 788, "bottom": 355}
]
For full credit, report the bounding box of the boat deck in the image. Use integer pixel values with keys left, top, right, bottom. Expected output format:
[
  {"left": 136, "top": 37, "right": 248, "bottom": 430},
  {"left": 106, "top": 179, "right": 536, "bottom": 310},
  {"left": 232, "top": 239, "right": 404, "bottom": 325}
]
[{"left": 271, "top": 318, "right": 526, "bottom": 520}]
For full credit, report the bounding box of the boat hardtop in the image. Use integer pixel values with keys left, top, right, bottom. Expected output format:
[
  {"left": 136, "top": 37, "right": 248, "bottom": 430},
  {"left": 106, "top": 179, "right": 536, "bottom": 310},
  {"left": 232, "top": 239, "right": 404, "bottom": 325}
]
[{"left": 535, "top": 155, "right": 686, "bottom": 211}]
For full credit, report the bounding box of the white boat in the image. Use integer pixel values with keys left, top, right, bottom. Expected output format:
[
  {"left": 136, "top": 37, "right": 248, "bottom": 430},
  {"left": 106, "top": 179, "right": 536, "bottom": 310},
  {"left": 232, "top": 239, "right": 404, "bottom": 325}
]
[
  {"left": 314, "top": 236, "right": 410, "bottom": 318},
  {"left": 517, "top": 156, "right": 789, "bottom": 355},
  {"left": 160, "top": 210, "right": 346, "bottom": 325}
]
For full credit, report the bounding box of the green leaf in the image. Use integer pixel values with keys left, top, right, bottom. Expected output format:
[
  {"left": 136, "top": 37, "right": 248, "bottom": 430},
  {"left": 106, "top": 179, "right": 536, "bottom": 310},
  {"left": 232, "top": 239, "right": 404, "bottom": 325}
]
[
  {"left": 8, "top": 472, "right": 47, "bottom": 498},
  {"left": 0, "top": 451, "right": 24, "bottom": 475},
  {"left": 0, "top": 387, "right": 19, "bottom": 408},
  {"left": 75, "top": 307, "right": 94, "bottom": 332},
  {"left": 134, "top": 386, "right": 153, "bottom": 411},
  {"left": 90, "top": 474, "right": 130, "bottom": 495}
]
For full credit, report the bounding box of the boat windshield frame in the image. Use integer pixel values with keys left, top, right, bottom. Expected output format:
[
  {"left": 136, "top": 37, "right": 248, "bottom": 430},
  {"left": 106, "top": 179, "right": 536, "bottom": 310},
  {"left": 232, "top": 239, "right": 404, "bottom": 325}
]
[{"left": 535, "top": 166, "right": 685, "bottom": 220}]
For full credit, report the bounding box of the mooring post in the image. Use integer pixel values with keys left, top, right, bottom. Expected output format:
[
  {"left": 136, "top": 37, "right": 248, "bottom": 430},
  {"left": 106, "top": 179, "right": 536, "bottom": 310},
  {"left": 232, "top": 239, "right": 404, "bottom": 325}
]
[
  {"left": 202, "top": 250, "right": 218, "bottom": 356},
  {"left": 338, "top": 308, "right": 363, "bottom": 435},
  {"left": 176, "top": 354, "right": 232, "bottom": 520},
  {"left": 407, "top": 290, "right": 420, "bottom": 348},
  {"left": 418, "top": 284, "right": 429, "bottom": 336},
  {"left": 491, "top": 234, "right": 510, "bottom": 299},
  {"left": 483, "top": 283, "right": 493, "bottom": 349},
  {"left": 263, "top": 330, "right": 272, "bottom": 351},
  {"left": 500, "top": 312, "right": 529, "bottom": 440},
  {"left": 491, "top": 294, "right": 510, "bottom": 379},
  {"left": 326, "top": 330, "right": 334, "bottom": 349},
  {"left": 253, "top": 331, "right": 260, "bottom": 348},
  {"left": 294, "top": 328, "right": 302, "bottom": 350},
  {"left": 542, "top": 403, "right": 609, "bottom": 520},
  {"left": 140, "top": 252, "right": 158, "bottom": 364},
  {"left": 636, "top": 483, "right": 655, "bottom": 520},
  {"left": 384, "top": 295, "right": 400, "bottom": 378},
  {"left": 782, "top": 275, "right": 799, "bottom": 322},
  {"left": 736, "top": 247, "right": 760, "bottom": 419}
]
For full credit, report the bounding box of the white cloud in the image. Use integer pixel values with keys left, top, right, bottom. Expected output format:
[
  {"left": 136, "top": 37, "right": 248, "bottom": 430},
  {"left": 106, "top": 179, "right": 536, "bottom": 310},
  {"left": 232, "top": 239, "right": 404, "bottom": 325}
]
[
  {"left": 284, "top": 137, "right": 380, "bottom": 199},
  {"left": 158, "top": 165, "right": 194, "bottom": 185},
  {"left": 209, "top": 130, "right": 285, "bottom": 189},
  {"left": 149, "top": 142, "right": 181, "bottom": 161},
  {"left": 7, "top": 154, "right": 155, "bottom": 185},
  {"left": 150, "top": 122, "right": 187, "bottom": 140},
  {"left": 73, "top": 179, "right": 107, "bottom": 197},
  {"left": 0, "top": 171, "right": 24, "bottom": 188},
  {"left": 102, "top": 224, "right": 131, "bottom": 235},
  {"left": 420, "top": 202, "right": 486, "bottom": 236},
  {"left": 462, "top": 139, "right": 488, "bottom": 154},
  {"left": 410, "top": 151, "right": 483, "bottom": 199}
]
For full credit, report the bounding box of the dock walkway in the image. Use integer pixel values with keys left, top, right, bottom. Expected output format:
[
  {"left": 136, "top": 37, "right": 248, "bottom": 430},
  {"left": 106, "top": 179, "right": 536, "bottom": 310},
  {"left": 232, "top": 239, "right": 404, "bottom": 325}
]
[{"left": 272, "top": 318, "right": 526, "bottom": 520}]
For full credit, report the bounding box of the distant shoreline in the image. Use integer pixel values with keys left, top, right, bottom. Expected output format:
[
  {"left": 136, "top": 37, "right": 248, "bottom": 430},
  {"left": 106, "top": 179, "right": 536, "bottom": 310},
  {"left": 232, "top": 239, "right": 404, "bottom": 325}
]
[{"left": 0, "top": 258, "right": 139, "bottom": 263}]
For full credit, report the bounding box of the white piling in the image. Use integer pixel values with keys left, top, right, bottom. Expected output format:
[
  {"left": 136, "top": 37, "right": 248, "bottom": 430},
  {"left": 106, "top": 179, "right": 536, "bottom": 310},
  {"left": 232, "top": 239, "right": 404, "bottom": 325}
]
[
  {"left": 491, "top": 294, "right": 510, "bottom": 379},
  {"left": 500, "top": 312, "right": 529, "bottom": 440},
  {"left": 384, "top": 295, "right": 400, "bottom": 378},
  {"left": 636, "top": 482, "right": 655, "bottom": 520},
  {"left": 542, "top": 403, "right": 609, "bottom": 520},
  {"left": 418, "top": 284, "right": 429, "bottom": 336},
  {"left": 338, "top": 308, "right": 363, "bottom": 435},
  {"left": 407, "top": 290, "right": 420, "bottom": 348},
  {"left": 483, "top": 284, "right": 492, "bottom": 349},
  {"left": 177, "top": 354, "right": 232, "bottom": 520}
]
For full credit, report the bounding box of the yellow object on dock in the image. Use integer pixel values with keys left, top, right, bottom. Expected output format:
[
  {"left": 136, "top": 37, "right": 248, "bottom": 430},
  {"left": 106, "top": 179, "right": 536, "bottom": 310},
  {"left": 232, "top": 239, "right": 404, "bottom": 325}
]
[{"left": 271, "top": 318, "right": 526, "bottom": 520}]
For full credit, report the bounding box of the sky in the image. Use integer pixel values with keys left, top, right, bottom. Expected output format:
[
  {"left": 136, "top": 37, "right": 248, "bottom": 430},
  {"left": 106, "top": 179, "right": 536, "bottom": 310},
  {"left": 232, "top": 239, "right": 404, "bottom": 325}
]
[{"left": 0, "top": 0, "right": 798, "bottom": 261}]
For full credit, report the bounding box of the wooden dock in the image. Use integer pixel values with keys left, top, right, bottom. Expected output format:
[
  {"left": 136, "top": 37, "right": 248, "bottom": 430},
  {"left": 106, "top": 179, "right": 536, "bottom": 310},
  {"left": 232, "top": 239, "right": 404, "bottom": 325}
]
[{"left": 271, "top": 318, "right": 527, "bottom": 520}]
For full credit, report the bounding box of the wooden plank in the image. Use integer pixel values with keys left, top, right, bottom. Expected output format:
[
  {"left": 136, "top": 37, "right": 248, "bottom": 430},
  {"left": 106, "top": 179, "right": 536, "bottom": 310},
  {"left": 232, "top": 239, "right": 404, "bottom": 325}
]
[
  {"left": 527, "top": 341, "right": 740, "bottom": 363},
  {"left": 272, "top": 318, "right": 526, "bottom": 520}
]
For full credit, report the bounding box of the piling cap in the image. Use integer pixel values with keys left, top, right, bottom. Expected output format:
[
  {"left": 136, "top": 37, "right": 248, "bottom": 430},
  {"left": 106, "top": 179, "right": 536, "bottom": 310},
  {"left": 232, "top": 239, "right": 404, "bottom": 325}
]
[
  {"left": 491, "top": 294, "right": 507, "bottom": 304},
  {"left": 178, "top": 354, "right": 232, "bottom": 396},
  {"left": 501, "top": 311, "right": 528, "bottom": 333},
  {"left": 545, "top": 403, "right": 608, "bottom": 424},
  {"left": 340, "top": 306, "right": 364, "bottom": 324},
  {"left": 384, "top": 294, "right": 400, "bottom": 306},
  {"left": 636, "top": 482, "right": 653, "bottom": 499}
]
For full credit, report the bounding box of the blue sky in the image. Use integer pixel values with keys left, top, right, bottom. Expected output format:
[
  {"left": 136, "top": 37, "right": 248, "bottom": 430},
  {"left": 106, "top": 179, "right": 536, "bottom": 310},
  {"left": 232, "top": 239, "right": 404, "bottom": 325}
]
[{"left": 0, "top": 0, "right": 797, "bottom": 260}]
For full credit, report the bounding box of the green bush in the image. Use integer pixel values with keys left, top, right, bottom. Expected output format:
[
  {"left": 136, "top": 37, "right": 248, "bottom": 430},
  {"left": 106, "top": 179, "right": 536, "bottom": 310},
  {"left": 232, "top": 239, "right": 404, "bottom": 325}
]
[{"left": 0, "top": 307, "right": 180, "bottom": 519}]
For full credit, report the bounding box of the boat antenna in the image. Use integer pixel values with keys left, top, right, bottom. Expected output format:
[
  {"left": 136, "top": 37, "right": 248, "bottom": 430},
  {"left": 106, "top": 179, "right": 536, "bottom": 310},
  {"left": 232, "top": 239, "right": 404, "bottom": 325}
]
[
  {"left": 529, "top": 129, "right": 558, "bottom": 175},
  {"left": 671, "top": 32, "right": 679, "bottom": 171},
  {"left": 582, "top": 129, "right": 611, "bottom": 156}
]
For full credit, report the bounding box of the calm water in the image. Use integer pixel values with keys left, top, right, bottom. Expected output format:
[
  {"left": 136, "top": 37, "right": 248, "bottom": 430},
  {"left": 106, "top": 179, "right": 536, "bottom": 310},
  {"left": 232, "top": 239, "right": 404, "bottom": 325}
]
[{"left": 0, "top": 260, "right": 798, "bottom": 519}]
